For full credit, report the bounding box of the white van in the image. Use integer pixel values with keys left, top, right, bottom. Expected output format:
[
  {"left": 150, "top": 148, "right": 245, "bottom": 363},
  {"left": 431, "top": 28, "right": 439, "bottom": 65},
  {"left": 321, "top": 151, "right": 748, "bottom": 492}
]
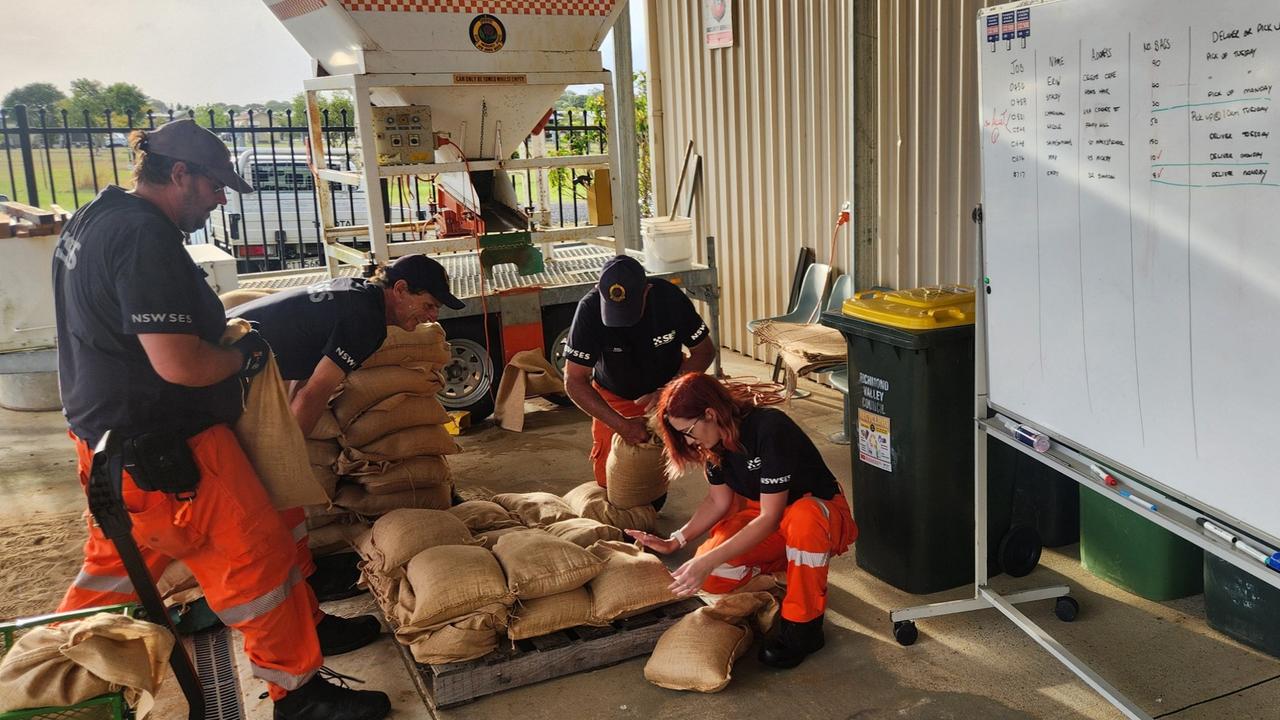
[{"left": 203, "top": 150, "right": 420, "bottom": 270}]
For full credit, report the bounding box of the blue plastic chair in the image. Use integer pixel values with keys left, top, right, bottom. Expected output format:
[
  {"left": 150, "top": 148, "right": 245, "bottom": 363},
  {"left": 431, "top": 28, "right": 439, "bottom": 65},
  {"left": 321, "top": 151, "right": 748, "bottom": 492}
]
[
  {"left": 826, "top": 274, "right": 854, "bottom": 314},
  {"left": 748, "top": 263, "right": 832, "bottom": 393},
  {"left": 747, "top": 262, "right": 833, "bottom": 334}
]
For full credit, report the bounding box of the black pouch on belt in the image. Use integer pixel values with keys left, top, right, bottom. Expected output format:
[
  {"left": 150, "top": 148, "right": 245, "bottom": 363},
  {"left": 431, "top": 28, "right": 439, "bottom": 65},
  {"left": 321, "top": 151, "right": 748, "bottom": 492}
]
[{"left": 123, "top": 431, "right": 202, "bottom": 498}]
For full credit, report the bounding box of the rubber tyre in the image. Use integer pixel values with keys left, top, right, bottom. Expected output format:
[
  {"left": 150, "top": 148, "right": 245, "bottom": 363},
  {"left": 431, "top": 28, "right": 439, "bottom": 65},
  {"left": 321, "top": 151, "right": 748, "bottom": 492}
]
[{"left": 998, "top": 523, "right": 1043, "bottom": 578}]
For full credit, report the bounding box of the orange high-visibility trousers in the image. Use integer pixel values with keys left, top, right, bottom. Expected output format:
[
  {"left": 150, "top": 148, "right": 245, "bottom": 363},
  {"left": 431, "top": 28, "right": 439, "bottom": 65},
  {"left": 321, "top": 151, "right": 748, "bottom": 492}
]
[
  {"left": 277, "top": 505, "right": 325, "bottom": 625},
  {"left": 589, "top": 382, "right": 649, "bottom": 487},
  {"left": 58, "top": 425, "right": 323, "bottom": 700},
  {"left": 695, "top": 493, "right": 858, "bottom": 622}
]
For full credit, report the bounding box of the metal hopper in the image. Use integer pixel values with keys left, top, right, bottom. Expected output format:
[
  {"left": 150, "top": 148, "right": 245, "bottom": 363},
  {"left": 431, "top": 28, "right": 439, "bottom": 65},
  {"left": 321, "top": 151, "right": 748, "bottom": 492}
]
[{"left": 264, "top": 0, "right": 626, "bottom": 159}]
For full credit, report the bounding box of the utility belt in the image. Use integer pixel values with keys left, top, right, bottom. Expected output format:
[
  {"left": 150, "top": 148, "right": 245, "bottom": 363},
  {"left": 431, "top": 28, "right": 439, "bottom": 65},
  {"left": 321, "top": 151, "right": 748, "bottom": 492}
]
[{"left": 118, "top": 429, "right": 203, "bottom": 499}]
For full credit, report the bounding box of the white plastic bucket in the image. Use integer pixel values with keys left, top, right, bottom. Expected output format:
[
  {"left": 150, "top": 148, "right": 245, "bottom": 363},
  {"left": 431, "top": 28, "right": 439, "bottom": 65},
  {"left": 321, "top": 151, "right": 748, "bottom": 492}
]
[{"left": 641, "top": 217, "right": 695, "bottom": 272}]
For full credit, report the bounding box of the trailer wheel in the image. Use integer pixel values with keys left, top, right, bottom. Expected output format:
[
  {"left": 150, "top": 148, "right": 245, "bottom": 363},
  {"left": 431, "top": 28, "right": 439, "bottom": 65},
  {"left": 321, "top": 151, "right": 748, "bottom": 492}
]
[
  {"left": 438, "top": 316, "right": 502, "bottom": 421},
  {"left": 543, "top": 326, "right": 577, "bottom": 407},
  {"left": 541, "top": 305, "right": 577, "bottom": 408}
]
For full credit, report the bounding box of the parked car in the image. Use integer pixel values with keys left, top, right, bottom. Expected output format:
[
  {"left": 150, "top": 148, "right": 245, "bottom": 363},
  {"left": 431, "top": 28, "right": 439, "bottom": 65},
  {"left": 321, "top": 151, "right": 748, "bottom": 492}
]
[{"left": 202, "top": 150, "right": 420, "bottom": 271}]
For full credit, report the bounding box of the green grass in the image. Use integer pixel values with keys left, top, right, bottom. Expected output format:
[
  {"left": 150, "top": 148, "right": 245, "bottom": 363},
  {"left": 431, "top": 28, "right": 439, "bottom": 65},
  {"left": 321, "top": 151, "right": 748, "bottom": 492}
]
[
  {"left": 1, "top": 146, "right": 135, "bottom": 209},
  {"left": 1, "top": 142, "right": 593, "bottom": 215}
]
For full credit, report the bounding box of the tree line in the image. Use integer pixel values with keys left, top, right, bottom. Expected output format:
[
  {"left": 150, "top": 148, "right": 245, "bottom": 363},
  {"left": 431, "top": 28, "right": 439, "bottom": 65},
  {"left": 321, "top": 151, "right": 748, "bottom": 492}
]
[{"left": 3, "top": 79, "right": 605, "bottom": 130}]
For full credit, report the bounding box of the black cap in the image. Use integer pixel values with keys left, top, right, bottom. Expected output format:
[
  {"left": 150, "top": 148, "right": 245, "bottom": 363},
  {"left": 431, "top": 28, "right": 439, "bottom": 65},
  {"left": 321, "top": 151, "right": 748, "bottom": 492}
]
[
  {"left": 598, "top": 255, "right": 647, "bottom": 327},
  {"left": 144, "top": 119, "right": 253, "bottom": 194},
  {"left": 385, "top": 254, "right": 466, "bottom": 310}
]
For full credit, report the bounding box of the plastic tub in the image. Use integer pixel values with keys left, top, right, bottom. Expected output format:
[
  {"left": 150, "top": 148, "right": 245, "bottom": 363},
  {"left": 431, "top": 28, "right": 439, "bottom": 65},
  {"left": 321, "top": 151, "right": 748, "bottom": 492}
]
[{"left": 641, "top": 216, "right": 694, "bottom": 272}]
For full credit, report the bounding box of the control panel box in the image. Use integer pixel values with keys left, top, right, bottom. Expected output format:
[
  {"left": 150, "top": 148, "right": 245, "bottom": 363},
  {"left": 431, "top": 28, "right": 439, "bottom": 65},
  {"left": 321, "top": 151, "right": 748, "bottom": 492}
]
[{"left": 373, "top": 105, "right": 433, "bottom": 165}]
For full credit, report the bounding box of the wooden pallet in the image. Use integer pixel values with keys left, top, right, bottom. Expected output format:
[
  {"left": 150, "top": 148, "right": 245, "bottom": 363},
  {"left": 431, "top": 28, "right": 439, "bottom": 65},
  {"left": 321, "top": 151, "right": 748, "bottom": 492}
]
[{"left": 394, "top": 598, "right": 705, "bottom": 709}]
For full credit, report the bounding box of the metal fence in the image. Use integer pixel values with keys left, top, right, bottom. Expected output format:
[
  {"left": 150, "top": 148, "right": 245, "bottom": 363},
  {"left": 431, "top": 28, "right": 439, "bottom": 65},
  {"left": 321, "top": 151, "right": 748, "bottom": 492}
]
[{"left": 0, "top": 104, "right": 605, "bottom": 273}]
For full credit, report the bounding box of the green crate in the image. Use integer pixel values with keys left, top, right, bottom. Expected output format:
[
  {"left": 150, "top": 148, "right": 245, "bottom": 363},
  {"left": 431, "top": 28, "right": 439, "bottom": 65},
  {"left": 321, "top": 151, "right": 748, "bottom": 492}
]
[{"left": 0, "top": 605, "right": 136, "bottom": 720}]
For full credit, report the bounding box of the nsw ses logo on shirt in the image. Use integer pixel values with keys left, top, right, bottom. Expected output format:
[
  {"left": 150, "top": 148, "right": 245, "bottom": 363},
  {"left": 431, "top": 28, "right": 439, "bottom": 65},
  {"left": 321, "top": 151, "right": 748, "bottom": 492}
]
[
  {"left": 652, "top": 330, "right": 677, "bottom": 348},
  {"left": 747, "top": 457, "right": 762, "bottom": 471}
]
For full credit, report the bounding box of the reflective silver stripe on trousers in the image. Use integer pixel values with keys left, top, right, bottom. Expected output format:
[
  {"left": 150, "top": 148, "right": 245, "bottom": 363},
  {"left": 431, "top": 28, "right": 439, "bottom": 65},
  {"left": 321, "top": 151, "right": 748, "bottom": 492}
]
[
  {"left": 785, "top": 547, "right": 831, "bottom": 568},
  {"left": 291, "top": 521, "right": 308, "bottom": 543},
  {"left": 215, "top": 566, "right": 303, "bottom": 627},
  {"left": 73, "top": 569, "right": 135, "bottom": 595},
  {"left": 252, "top": 663, "right": 316, "bottom": 692},
  {"left": 710, "top": 563, "right": 756, "bottom": 580},
  {"left": 808, "top": 496, "right": 832, "bottom": 520}
]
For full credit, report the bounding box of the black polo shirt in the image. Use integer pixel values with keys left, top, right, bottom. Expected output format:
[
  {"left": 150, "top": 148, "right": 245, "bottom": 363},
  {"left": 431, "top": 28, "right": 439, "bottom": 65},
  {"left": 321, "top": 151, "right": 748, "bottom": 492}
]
[
  {"left": 228, "top": 278, "right": 387, "bottom": 381},
  {"left": 53, "top": 186, "right": 243, "bottom": 446},
  {"left": 564, "top": 278, "right": 708, "bottom": 400},
  {"left": 707, "top": 407, "right": 840, "bottom": 505}
]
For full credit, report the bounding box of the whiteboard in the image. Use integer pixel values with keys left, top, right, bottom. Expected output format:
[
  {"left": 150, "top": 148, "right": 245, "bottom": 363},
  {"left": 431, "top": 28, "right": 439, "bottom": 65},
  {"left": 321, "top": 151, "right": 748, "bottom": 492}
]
[{"left": 978, "top": 0, "right": 1280, "bottom": 543}]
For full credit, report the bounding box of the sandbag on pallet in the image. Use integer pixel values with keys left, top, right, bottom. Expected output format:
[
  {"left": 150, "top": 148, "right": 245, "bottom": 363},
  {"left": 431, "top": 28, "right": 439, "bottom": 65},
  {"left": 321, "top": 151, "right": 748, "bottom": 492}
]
[
  {"left": 543, "top": 517, "right": 627, "bottom": 548},
  {"left": 586, "top": 540, "right": 680, "bottom": 621},
  {"left": 396, "top": 604, "right": 508, "bottom": 665},
  {"left": 491, "top": 530, "right": 604, "bottom": 600},
  {"left": 356, "top": 509, "right": 476, "bottom": 575},
  {"left": 563, "top": 482, "right": 658, "bottom": 534},
  {"left": 448, "top": 501, "right": 524, "bottom": 533},
  {"left": 405, "top": 546, "right": 514, "bottom": 629},
  {"left": 491, "top": 492, "right": 578, "bottom": 527},
  {"left": 507, "top": 586, "right": 603, "bottom": 641}
]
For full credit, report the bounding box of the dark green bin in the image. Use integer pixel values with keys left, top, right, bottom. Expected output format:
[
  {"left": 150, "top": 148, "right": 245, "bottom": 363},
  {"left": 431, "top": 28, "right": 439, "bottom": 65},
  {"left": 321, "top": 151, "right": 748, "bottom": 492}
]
[{"left": 1079, "top": 486, "right": 1203, "bottom": 600}]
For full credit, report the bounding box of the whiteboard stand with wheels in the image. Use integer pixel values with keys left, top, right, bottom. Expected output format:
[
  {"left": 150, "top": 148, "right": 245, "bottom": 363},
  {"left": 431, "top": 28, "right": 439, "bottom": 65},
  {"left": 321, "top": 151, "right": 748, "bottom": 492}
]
[{"left": 890, "top": 1, "right": 1280, "bottom": 719}]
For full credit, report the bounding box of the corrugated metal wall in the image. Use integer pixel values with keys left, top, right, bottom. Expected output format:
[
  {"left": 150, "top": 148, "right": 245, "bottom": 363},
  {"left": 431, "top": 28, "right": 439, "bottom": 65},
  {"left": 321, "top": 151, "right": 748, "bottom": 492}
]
[
  {"left": 650, "top": 0, "right": 854, "bottom": 358},
  {"left": 652, "top": 0, "right": 1002, "bottom": 356},
  {"left": 870, "top": 0, "right": 999, "bottom": 291}
]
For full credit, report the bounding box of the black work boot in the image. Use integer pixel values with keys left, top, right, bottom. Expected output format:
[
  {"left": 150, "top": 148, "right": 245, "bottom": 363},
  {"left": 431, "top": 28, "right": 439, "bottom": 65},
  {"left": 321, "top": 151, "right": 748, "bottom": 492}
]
[
  {"left": 316, "top": 614, "right": 383, "bottom": 656},
  {"left": 758, "top": 615, "right": 826, "bottom": 669},
  {"left": 308, "top": 553, "right": 364, "bottom": 602},
  {"left": 273, "top": 673, "right": 391, "bottom": 720}
]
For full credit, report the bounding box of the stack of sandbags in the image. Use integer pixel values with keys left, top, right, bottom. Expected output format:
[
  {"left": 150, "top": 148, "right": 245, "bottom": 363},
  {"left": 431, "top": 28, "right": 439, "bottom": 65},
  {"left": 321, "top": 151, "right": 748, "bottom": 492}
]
[
  {"left": 306, "top": 409, "right": 344, "bottom": 500},
  {"left": 605, "top": 435, "right": 670, "bottom": 509},
  {"left": 493, "top": 530, "right": 608, "bottom": 640},
  {"left": 331, "top": 324, "right": 458, "bottom": 515},
  {"left": 563, "top": 482, "right": 659, "bottom": 534},
  {"left": 353, "top": 509, "right": 512, "bottom": 664},
  {"left": 644, "top": 592, "right": 779, "bottom": 693},
  {"left": 357, "top": 501, "right": 682, "bottom": 660}
]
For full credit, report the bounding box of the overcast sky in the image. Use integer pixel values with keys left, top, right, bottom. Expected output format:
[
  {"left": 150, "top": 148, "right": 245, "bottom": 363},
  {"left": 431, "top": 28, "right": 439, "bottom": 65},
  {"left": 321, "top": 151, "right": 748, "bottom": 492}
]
[{"left": 3, "top": 0, "right": 647, "bottom": 107}]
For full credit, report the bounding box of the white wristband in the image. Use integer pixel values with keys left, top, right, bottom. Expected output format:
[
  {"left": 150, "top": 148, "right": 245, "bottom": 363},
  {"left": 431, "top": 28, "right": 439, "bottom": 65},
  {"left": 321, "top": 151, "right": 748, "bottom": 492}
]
[{"left": 670, "top": 529, "right": 688, "bottom": 548}]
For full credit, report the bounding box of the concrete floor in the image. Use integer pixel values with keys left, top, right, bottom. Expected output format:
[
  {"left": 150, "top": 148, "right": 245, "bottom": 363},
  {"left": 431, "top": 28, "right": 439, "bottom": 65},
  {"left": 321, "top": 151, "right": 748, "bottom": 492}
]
[{"left": 2, "top": 350, "right": 1278, "bottom": 719}]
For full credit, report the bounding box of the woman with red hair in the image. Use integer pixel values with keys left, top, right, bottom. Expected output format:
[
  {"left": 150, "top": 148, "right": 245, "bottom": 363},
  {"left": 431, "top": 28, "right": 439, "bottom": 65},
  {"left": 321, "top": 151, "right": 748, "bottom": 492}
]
[{"left": 627, "top": 372, "right": 857, "bottom": 668}]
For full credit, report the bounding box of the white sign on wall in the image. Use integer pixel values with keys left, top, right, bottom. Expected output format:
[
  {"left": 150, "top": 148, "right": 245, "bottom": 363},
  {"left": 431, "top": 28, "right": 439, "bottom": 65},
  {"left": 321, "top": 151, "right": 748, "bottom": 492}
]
[{"left": 704, "top": 0, "right": 733, "bottom": 49}]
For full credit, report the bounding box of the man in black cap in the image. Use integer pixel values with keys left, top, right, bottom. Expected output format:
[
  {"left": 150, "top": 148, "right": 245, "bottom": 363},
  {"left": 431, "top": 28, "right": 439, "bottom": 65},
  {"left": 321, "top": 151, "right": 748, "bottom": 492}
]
[
  {"left": 52, "top": 118, "right": 390, "bottom": 719},
  {"left": 227, "top": 254, "right": 463, "bottom": 639},
  {"left": 230, "top": 253, "right": 465, "bottom": 437},
  {"left": 563, "top": 255, "right": 716, "bottom": 489}
]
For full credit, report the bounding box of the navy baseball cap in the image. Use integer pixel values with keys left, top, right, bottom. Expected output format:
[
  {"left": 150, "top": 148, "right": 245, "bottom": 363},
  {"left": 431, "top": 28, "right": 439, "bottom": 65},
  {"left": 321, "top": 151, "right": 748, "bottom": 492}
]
[
  {"left": 598, "top": 255, "right": 647, "bottom": 327},
  {"left": 144, "top": 119, "right": 253, "bottom": 194},
  {"left": 385, "top": 254, "right": 466, "bottom": 310}
]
